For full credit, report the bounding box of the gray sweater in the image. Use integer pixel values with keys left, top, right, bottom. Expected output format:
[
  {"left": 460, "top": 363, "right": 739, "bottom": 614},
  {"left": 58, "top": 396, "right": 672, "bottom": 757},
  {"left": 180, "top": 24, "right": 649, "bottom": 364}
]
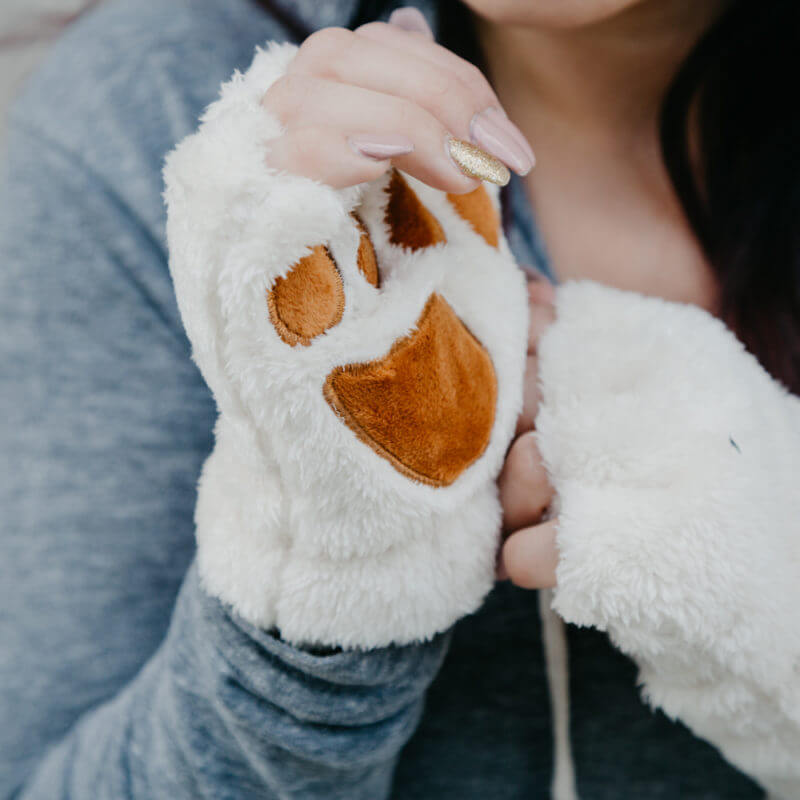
[{"left": 0, "top": 0, "right": 763, "bottom": 796}]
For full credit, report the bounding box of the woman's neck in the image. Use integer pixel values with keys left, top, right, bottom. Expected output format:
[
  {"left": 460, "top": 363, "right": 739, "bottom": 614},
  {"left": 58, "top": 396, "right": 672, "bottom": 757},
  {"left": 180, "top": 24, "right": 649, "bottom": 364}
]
[
  {"left": 476, "top": 1, "right": 726, "bottom": 150},
  {"left": 474, "top": 0, "right": 727, "bottom": 311}
]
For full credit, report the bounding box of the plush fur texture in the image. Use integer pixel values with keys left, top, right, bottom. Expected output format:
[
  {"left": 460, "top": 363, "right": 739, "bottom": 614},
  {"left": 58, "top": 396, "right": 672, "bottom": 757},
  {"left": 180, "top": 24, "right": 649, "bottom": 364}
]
[
  {"left": 324, "top": 292, "right": 497, "bottom": 487},
  {"left": 163, "top": 42, "right": 528, "bottom": 649},
  {"left": 536, "top": 280, "right": 800, "bottom": 798}
]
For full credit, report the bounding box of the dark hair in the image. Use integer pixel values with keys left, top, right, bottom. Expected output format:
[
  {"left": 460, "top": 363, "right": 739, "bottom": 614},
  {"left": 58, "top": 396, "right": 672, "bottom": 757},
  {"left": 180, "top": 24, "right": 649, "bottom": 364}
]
[
  {"left": 347, "top": 0, "right": 800, "bottom": 394},
  {"left": 660, "top": 1, "right": 800, "bottom": 393}
]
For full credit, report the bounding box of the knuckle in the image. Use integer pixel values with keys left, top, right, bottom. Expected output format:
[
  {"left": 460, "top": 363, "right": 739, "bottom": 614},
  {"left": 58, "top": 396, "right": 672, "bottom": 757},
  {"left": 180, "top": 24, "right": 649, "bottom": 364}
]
[
  {"left": 394, "top": 96, "right": 422, "bottom": 128},
  {"left": 462, "top": 62, "right": 489, "bottom": 91},
  {"left": 288, "top": 47, "right": 313, "bottom": 75},
  {"left": 421, "top": 69, "right": 454, "bottom": 102},
  {"left": 302, "top": 27, "right": 352, "bottom": 61},
  {"left": 354, "top": 20, "right": 387, "bottom": 36},
  {"left": 262, "top": 73, "right": 290, "bottom": 104},
  {"left": 418, "top": 71, "right": 475, "bottom": 121},
  {"left": 262, "top": 74, "right": 306, "bottom": 121},
  {"left": 462, "top": 65, "right": 498, "bottom": 107}
]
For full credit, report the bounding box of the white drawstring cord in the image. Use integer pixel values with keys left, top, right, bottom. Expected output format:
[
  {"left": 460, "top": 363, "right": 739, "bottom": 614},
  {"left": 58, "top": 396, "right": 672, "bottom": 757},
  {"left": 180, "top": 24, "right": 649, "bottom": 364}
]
[{"left": 539, "top": 588, "right": 579, "bottom": 800}]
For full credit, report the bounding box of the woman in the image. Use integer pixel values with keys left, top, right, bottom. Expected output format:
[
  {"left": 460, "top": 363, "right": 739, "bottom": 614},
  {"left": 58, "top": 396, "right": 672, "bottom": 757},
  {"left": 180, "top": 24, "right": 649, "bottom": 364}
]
[{"left": 0, "top": 0, "right": 797, "bottom": 797}]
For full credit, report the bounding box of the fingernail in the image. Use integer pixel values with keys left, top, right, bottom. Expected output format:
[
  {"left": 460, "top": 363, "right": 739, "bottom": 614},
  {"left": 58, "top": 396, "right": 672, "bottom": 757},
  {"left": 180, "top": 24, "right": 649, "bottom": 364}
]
[
  {"left": 447, "top": 137, "right": 510, "bottom": 186},
  {"left": 470, "top": 108, "right": 535, "bottom": 175},
  {"left": 348, "top": 133, "right": 415, "bottom": 160},
  {"left": 388, "top": 7, "right": 435, "bottom": 39},
  {"left": 485, "top": 107, "right": 536, "bottom": 167}
]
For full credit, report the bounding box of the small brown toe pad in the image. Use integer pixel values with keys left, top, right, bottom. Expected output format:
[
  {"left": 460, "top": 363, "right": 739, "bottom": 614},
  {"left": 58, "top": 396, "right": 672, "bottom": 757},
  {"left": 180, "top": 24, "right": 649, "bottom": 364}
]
[{"left": 267, "top": 245, "right": 344, "bottom": 347}]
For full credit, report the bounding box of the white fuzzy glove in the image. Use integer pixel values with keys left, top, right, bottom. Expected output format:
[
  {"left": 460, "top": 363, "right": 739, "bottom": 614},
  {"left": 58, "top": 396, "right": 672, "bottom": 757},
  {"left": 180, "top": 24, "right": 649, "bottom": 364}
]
[
  {"left": 536, "top": 280, "right": 800, "bottom": 798},
  {"left": 162, "top": 42, "right": 528, "bottom": 649}
]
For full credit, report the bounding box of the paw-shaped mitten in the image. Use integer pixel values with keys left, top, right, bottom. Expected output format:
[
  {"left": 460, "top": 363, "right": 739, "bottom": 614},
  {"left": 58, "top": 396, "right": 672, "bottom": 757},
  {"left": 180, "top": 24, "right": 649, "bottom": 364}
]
[
  {"left": 535, "top": 280, "right": 800, "bottom": 793},
  {"left": 163, "top": 42, "right": 528, "bottom": 649}
]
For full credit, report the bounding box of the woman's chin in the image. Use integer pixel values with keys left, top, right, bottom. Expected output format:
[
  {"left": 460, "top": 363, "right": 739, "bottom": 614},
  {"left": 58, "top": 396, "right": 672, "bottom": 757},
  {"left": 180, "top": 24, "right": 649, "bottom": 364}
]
[{"left": 462, "top": 0, "right": 648, "bottom": 29}]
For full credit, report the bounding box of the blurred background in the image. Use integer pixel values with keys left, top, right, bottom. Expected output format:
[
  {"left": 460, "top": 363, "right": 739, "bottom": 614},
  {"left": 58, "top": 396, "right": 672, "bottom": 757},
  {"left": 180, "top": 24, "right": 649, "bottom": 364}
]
[{"left": 0, "top": 0, "right": 96, "bottom": 153}]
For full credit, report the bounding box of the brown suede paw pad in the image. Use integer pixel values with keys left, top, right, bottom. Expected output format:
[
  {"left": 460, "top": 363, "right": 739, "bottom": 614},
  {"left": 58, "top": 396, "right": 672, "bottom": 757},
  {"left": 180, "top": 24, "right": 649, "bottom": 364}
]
[{"left": 323, "top": 294, "right": 497, "bottom": 487}]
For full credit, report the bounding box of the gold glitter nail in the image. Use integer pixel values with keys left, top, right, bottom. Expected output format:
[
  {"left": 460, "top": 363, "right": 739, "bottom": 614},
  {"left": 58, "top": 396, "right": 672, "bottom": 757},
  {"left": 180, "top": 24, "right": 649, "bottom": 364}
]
[{"left": 447, "top": 137, "right": 511, "bottom": 186}]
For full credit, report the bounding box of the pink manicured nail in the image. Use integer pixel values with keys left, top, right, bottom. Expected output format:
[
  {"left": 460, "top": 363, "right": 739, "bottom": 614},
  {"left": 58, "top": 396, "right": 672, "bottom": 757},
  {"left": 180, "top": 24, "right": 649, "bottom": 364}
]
[
  {"left": 388, "top": 7, "right": 435, "bottom": 39},
  {"left": 348, "top": 133, "right": 415, "bottom": 160},
  {"left": 486, "top": 107, "right": 536, "bottom": 167},
  {"left": 470, "top": 108, "right": 535, "bottom": 175}
]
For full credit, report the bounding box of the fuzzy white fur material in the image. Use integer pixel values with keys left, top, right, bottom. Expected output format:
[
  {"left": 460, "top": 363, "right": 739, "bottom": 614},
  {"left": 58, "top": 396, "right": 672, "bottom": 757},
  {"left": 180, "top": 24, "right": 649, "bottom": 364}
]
[
  {"left": 162, "top": 42, "right": 528, "bottom": 649},
  {"left": 536, "top": 280, "right": 800, "bottom": 798}
]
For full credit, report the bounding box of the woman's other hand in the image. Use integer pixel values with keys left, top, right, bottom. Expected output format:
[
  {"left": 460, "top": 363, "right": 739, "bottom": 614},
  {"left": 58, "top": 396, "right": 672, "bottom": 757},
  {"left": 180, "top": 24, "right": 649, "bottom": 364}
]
[
  {"left": 261, "top": 8, "right": 534, "bottom": 191},
  {"left": 497, "top": 274, "right": 559, "bottom": 588}
]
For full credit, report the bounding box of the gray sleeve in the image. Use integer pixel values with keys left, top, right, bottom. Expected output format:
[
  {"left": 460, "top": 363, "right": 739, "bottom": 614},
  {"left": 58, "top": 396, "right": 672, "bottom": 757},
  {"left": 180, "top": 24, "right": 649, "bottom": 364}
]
[
  {"left": 21, "top": 565, "right": 449, "bottom": 800},
  {"left": 0, "top": 121, "right": 449, "bottom": 800}
]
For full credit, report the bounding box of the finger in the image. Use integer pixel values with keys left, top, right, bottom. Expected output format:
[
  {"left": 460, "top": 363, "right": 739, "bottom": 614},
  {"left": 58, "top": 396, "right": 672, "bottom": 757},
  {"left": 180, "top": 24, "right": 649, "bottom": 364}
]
[
  {"left": 498, "top": 431, "right": 554, "bottom": 531},
  {"left": 354, "top": 21, "right": 505, "bottom": 118},
  {"left": 357, "top": 22, "right": 536, "bottom": 169},
  {"left": 265, "top": 127, "right": 413, "bottom": 188},
  {"left": 499, "top": 518, "right": 559, "bottom": 589},
  {"left": 527, "top": 271, "right": 556, "bottom": 305},
  {"left": 289, "top": 28, "right": 533, "bottom": 175},
  {"left": 263, "top": 74, "right": 480, "bottom": 192},
  {"left": 353, "top": 22, "right": 502, "bottom": 116},
  {"left": 515, "top": 353, "right": 543, "bottom": 436},
  {"left": 387, "top": 7, "right": 435, "bottom": 39},
  {"left": 527, "top": 280, "right": 556, "bottom": 354}
]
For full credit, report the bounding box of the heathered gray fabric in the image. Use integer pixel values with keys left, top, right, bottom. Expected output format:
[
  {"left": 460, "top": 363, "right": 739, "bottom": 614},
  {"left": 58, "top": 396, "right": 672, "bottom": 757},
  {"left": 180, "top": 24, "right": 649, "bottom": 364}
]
[{"left": 0, "top": 0, "right": 763, "bottom": 797}]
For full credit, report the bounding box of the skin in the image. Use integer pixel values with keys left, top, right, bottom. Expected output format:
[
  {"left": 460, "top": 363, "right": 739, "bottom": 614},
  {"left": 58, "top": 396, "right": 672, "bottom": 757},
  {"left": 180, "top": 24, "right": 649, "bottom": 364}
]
[
  {"left": 261, "top": 0, "right": 727, "bottom": 590},
  {"left": 262, "top": 23, "right": 507, "bottom": 192}
]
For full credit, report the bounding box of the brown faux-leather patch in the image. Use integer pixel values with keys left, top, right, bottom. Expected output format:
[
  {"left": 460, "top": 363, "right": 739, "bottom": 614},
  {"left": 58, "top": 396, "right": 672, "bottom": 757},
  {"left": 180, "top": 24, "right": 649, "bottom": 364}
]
[
  {"left": 324, "top": 293, "right": 497, "bottom": 487},
  {"left": 352, "top": 214, "right": 379, "bottom": 288},
  {"left": 447, "top": 185, "right": 500, "bottom": 248},
  {"left": 384, "top": 170, "right": 447, "bottom": 251},
  {"left": 267, "top": 245, "right": 344, "bottom": 347}
]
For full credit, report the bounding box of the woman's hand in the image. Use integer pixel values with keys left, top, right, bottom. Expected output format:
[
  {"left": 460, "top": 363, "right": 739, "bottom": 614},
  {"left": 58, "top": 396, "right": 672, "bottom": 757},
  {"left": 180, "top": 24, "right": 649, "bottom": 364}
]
[
  {"left": 497, "top": 274, "right": 559, "bottom": 588},
  {"left": 261, "top": 7, "right": 534, "bottom": 191}
]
